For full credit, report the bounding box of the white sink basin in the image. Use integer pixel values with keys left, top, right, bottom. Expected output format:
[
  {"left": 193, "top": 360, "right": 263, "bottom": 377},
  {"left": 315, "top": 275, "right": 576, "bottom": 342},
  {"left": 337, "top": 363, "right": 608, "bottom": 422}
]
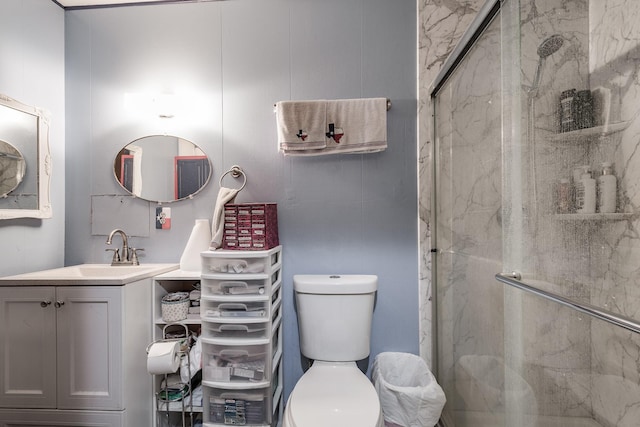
[{"left": 0, "top": 263, "right": 179, "bottom": 286}]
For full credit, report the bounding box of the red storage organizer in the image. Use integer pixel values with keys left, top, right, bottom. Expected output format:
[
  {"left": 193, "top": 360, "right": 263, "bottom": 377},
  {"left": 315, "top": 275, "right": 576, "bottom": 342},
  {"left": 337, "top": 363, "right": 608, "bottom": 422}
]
[{"left": 222, "top": 203, "right": 279, "bottom": 250}]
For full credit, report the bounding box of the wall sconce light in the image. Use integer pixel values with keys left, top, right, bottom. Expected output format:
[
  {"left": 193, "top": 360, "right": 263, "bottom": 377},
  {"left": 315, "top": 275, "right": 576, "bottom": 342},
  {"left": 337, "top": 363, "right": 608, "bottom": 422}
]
[
  {"left": 124, "top": 92, "right": 178, "bottom": 118},
  {"left": 154, "top": 94, "right": 176, "bottom": 119}
]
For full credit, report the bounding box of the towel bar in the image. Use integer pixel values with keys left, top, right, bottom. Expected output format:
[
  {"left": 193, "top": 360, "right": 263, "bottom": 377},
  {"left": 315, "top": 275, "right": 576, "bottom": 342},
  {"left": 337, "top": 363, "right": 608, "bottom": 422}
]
[
  {"left": 495, "top": 273, "right": 640, "bottom": 335},
  {"left": 273, "top": 98, "right": 391, "bottom": 111}
]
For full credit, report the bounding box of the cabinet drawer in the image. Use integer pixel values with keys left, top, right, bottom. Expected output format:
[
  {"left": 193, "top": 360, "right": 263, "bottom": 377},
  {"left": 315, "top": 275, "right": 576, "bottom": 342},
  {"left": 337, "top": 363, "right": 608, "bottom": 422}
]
[
  {"left": 206, "top": 386, "right": 272, "bottom": 426},
  {"left": 201, "top": 269, "right": 280, "bottom": 297},
  {"left": 201, "top": 299, "right": 269, "bottom": 320},
  {"left": 202, "top": 342, "right": 271, "bottom": 384}
]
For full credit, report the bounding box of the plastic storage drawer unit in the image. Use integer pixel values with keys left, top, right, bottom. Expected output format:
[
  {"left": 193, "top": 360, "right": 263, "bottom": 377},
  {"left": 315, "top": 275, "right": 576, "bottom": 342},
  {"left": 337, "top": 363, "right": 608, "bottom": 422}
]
[{"left": 200, "top": 246, "right": 283, "bottom": 426}]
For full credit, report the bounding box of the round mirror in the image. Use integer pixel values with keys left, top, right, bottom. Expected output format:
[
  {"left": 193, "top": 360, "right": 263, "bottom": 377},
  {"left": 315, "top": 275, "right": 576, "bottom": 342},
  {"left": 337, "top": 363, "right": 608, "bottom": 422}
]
[
  {"left": 0, "top": 140, "right": 27, "bottom": 197},
  {"left": 113, "top": 135, "right": 212, "bottom": 203}
]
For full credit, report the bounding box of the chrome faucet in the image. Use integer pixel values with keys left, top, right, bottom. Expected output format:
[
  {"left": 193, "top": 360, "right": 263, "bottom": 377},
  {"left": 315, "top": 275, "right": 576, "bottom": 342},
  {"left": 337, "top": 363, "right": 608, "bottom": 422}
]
[{"left": 106, "top": 229, "right": 143, "bottom": 265}]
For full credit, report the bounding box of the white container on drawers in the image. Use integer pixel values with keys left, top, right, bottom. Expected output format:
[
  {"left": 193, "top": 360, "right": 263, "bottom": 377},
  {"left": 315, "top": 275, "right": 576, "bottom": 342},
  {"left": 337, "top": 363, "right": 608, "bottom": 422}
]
[{"left": 200, "top": 246, "right": 283, "bottom": 427}]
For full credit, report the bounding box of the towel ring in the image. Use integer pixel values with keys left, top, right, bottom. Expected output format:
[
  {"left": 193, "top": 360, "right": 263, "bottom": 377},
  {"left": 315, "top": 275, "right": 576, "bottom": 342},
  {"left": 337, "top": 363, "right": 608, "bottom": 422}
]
[{"left": 219, "top": 165, "right": 247, "bottom": 191}]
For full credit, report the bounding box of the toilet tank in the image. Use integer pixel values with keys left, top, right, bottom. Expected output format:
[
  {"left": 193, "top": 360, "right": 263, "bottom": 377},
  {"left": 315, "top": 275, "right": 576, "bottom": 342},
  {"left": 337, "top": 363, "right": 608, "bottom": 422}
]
[{"left": 293, "top": 274, "right": 377, "bottom": 362}]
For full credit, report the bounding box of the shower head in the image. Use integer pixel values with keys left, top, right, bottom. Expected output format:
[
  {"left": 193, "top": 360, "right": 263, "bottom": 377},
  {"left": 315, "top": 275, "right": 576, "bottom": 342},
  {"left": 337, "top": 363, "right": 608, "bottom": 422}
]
[
  {"left": 529, "top": 34, "right": 564, "bottom": 95},
  {"left": 537, "top": 34, "right": 564, "bottom": 58}
]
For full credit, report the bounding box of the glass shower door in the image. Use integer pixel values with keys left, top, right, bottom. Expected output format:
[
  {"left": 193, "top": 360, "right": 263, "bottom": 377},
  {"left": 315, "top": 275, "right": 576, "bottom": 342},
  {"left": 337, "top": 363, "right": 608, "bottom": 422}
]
[
  {"left": 499, "top": 0, "right": 640, "bottom": 426},
  {"left": 432, "top": 0, "right": 640, "bottom": 426},
  {"left": 433, "top": 11, "right": 506, "bottom": 427}
]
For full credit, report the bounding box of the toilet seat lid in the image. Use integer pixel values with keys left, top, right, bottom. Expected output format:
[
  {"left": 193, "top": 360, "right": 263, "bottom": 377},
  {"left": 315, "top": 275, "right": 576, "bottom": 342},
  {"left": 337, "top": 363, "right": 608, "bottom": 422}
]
[{"left": 287, "top": 362, "right": 381, "bottom": 427}]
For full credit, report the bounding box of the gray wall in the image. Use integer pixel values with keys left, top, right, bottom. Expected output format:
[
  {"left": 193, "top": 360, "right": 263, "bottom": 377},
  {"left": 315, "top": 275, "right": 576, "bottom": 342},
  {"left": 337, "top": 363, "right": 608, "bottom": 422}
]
[
  {"left": 64, "top": 0, "right": 418, "bottom": 398},
  {"left": 0, "top": 0, "right": 65, "bottom": 275}
]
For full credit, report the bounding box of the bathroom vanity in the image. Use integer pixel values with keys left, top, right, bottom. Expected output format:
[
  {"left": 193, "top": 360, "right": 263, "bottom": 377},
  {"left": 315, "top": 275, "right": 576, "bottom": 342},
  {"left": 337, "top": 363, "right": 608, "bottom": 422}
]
[{"left": 0, "top": 263, "right": 177, "bottom": 427}]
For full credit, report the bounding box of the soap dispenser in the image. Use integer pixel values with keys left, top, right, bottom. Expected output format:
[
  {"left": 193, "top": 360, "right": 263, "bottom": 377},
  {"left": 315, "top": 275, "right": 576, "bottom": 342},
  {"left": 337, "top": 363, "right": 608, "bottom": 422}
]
[{"left": 597, "top": 162, "right": 617, "bottom": 213}]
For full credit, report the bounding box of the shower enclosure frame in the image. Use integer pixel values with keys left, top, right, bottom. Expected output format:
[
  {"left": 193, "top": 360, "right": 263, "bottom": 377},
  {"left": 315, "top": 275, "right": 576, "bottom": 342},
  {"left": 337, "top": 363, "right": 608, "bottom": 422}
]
[{"left": 429, "top": 0, "right": 640, "bottom": 425}]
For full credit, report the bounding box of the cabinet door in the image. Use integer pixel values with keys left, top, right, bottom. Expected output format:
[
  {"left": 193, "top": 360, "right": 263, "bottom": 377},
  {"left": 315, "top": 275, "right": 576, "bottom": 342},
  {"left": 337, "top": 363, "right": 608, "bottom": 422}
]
[
  {"left": 0, "top": 287, "right": 56, "bottom": 408},
  {"left": 55, "top": 286, "right": 123, "bottom": 410}
]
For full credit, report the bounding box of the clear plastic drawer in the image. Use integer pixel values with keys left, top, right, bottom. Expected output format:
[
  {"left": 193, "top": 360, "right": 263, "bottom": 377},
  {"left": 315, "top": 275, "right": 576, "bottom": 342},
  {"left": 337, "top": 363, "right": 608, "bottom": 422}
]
[
  {"left": 201, "top": 298, "right": 269, "bottom": 320},
  {"left": 202, "top": 321, "right": 269, "bottom": 340},
  {"left": 202, "top": 342, "right": 271, "bottom": 384},
  {"left": 201, "top": 247, "right": 281, "bottom": 275},
  {"left": 201, "top": 269, "right": 280, "bottom": 296},
  {"left": 205, "top": 386, "right": 272, "bottom": 426},
  {"left": 203, "top": 257, "right": 269, "bottom": 274}
]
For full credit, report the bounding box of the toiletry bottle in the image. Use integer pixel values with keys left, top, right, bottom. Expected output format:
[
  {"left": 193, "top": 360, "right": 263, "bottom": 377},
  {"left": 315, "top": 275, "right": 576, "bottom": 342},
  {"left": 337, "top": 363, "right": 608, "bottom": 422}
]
[
  {"left": 560, "top": 89, "right": 576, "bottom": 133},
  {"left": 571, "top": 165, "right": 589, "bottom": 212},
  {"left": 575, "top": 170, "right": 596, "bottom": 214},
  {"left": 575, "top": 90, "right": 594, "bottom": 130},
  {"left": 556, "top": 179, "right": 571, "bottom": 214},
  {"left": 597, "top": 162, "right": 617, "bottom": 213}
]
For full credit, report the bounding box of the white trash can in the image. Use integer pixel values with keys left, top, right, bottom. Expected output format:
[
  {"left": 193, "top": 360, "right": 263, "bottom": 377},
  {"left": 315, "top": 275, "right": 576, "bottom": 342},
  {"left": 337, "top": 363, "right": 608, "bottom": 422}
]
[{"left": 372, "top": 352, "right": 446, "bottom": 427}]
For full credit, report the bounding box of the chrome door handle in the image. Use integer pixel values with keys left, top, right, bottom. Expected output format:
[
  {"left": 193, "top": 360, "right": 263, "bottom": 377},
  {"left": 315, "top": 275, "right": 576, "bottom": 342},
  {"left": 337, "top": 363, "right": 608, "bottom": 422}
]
[
  {"left": 40, "top": 301, "right": 52, "bottom": 308},
  {"left": 54, "top": 301, "right": 65, "bottom": 308}
]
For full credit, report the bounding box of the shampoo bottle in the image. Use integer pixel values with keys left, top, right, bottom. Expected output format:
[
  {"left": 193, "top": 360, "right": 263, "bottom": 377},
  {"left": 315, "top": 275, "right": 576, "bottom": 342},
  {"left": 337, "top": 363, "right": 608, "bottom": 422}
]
[
  {"left": 572, "top": 165, "right": 590, "bottom": 212},
  {"left": 597, "top": 162, "right": 617, "bottom": 213},
  {"left": 575, "top": 170, "right": 596, "bottom": 214},
  {"left": 556, "top": 179, "right": 571, "bottom": 214}
]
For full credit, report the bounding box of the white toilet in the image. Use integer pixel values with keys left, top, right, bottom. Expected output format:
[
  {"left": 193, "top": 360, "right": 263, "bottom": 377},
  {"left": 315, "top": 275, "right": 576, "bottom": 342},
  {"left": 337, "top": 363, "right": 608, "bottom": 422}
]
[{"left": 283, "top": 274, "right": 384, "bottom": 427}]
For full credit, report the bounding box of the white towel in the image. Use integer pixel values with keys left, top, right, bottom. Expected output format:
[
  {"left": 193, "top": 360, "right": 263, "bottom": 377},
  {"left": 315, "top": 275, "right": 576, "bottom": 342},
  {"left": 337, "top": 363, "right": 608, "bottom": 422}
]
[
  {"left": 282, "top": 97, "right": 387, "bottom": 156},
  {"left": 210, "top": 187, "right": 239, "bottom": 250},
  {"left": 325, "top": 97, "right": 387, "bottom": 153},
  {"left": 276, "top": 100, "right": 327, "bottom": 152}
]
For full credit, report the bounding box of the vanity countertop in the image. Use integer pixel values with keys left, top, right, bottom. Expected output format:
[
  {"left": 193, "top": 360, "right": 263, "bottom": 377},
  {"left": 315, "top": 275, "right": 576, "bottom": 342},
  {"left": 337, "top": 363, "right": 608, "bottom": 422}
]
[{"left": 0, "top": 263, "right": 179, "bottom": 286}]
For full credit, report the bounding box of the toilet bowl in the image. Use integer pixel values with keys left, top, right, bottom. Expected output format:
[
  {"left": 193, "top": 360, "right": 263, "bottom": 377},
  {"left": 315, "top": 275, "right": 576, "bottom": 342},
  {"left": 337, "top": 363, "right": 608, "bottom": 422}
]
[
  {"left": 284, "top": 274, "right": 382, "bottom": 427},
  {"left": 283, "top": 361, "right": 384, "bottom": 427}
]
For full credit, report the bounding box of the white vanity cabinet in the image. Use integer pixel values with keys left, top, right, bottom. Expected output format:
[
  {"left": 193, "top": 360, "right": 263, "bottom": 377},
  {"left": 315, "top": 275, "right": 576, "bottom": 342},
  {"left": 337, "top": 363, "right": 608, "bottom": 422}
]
[
  {"left": 200, "top": 246, "right": 283, "bottom": 427},
  {"left": 0, "top": 280, "right": 154, "bottom": 427}
]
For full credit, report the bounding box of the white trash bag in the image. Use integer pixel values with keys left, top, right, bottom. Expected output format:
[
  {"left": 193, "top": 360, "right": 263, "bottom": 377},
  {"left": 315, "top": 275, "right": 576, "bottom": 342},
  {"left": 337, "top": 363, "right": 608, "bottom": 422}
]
[{"left": 372, "top": 352, "right": 446, "bottom": 427}]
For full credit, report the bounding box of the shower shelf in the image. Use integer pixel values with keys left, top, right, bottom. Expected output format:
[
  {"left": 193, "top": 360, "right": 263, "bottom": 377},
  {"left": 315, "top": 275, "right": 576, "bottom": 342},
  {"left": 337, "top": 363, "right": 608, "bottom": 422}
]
[
  {"left": 547, "top": 121, "right": 630, "bottom": 144},
  {"left": 552, "top": 213, "right": 635, "bottom": 221}
]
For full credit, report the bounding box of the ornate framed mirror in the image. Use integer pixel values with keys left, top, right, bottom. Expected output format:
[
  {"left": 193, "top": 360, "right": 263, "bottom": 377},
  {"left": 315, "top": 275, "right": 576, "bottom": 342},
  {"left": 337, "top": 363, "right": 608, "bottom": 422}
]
[{"left": 0, "top": 94, "right": 51, "bottom": 219}]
